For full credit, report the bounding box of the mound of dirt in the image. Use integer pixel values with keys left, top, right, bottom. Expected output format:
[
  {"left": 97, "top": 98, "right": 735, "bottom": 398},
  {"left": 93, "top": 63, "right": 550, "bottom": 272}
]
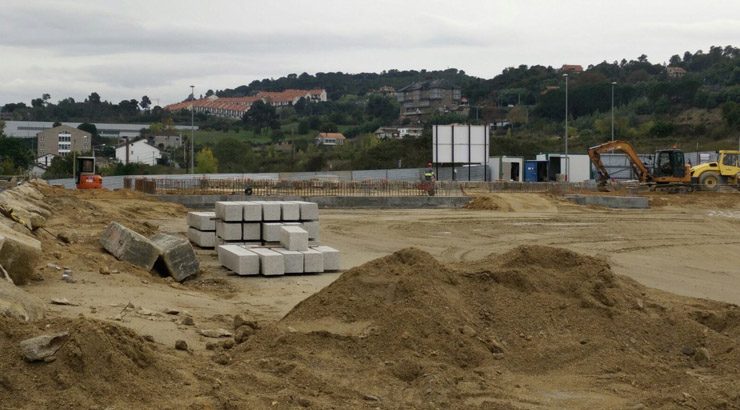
[
  {"left": 230, "top": 246, "right": 740, "bottom": 408},
  {"left": 465, "top": 196, "right": 503, "bottom": 210},
  {"left": 0, "top": 316, "right": 193, "bottom": 409}
]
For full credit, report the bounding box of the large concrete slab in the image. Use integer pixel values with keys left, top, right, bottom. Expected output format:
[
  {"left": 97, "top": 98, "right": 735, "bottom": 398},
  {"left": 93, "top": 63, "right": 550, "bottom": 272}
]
[
  {"left": 215, "top": 201, "right": 244, "bottom": 222},
  {"left": 150, "top": 233, "right": 199, "bottom": 282},
  {"left": 564, "top": 195, "right": 649, "bottom": 209},
  {"left": 217, "top": 245, "right": 259, "bottom": 276},
  {"left": 273, "top": 248, "right": 304, "bottom": 274},
  {"left": 261, "top": 201, "right": 282, "bottom": 221},
  {"left": 243, "top": 202, "right": 262, "bottom": 222},
  {"left": 296, "top": 201, "right": 319, "bottom": 221},
  {"left": 279, "top": 226, "right": 309, "bottom": 251},
  {"left": 262, "top": 222, "right": 284, "bottom": 242},
  {"left": 302, "top": 249, "right": 324, "bottom": 273},
  {"left": 216, "top": 221, "right": 242, "bottom": 241},
  {"left": 186, "top": 211, "right": 216, "bottom": 231},
  {"left": 187, "top": 227, "right": 216, "bottom": 248},
  {"left": 100, "top": 222, "right": 160, "bottom": 270},
  {"left": 250, "top": 247, "right": 285, "bottom": 276},
  {"left": 281, "top": 202, "right": 300, "bottom": 221},
  {"left": 242, "top": 223, "right": 261, "bottom": 241},
  {"left": 301, "top": 221, "right": 320, "bottom": 241},
  {"left": 312, "top": 245, "right": 340, "bottom": 271}
]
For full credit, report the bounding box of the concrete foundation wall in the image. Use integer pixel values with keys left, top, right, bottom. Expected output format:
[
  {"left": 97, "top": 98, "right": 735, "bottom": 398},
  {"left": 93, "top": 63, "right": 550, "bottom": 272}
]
[{"left": 157, "top": 195, "right": 470, "bottom": 209}]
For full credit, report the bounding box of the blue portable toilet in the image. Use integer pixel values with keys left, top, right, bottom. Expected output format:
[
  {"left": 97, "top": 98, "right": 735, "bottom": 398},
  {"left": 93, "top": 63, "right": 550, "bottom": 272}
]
[{"left": 524, "top": 160, "right": 538, "bottom": 182}]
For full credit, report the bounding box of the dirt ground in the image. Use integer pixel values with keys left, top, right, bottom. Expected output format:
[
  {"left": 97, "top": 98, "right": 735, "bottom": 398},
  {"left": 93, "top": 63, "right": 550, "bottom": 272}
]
[{"left": 3, "top": 186, "right": 740, "bottom": 409}]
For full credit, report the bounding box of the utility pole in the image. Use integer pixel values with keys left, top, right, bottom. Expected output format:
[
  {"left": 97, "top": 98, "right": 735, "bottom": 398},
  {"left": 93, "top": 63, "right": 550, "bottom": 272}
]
[
  {"left": 190, "top": 85, "right": 195, "bottom": 174},
  {"left": 563, "top": 73, "right": 569, "bottom": 181},
  {"left": 611, "top": 82, "right": 617, "bottom": 141}
]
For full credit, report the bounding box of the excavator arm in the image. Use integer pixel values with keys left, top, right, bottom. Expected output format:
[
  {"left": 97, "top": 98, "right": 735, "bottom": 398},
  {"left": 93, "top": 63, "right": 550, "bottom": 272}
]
[{"left": 587, "top": 140, "right": 652, "bottom": 186}]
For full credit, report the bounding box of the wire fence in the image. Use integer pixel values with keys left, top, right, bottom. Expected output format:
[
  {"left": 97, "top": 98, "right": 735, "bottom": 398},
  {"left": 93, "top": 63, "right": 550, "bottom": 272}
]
[{"left": 124, "top": 176, "right": 600, "bottom": 197}]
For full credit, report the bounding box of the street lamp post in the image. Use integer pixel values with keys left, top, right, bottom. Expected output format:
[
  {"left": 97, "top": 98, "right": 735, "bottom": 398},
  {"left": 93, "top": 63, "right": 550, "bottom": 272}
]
[
  {"left": 611, "top": 82, "right": 617, "bottom": 141},
  {"left": 190, "top": 85, "right": 195, "bottom": 174},
  {"left": 563, "top": 73, "right": 569, "bottom": 181}
]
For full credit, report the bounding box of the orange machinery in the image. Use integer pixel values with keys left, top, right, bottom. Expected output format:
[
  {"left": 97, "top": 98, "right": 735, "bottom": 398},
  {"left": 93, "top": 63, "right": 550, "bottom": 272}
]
[{"left": 75, "top": 156, "right": 103, "bottom": 189}]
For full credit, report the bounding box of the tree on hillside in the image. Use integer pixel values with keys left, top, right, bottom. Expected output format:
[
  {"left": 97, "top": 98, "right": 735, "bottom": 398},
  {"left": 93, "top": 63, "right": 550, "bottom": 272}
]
[
  {"left": 365, "top": 95, "right": 399, "bottom": 123},
  {"left": 77, "top": 122, "right": 100, "bottom": 144},
  {"left": 242, "top": 100, "right": 279, "bottom": 133},
  {"left": 140, "top": 95, "right": 152, "bottom": 110},
  {"left": 195, "top": 147, "right": 218, "bottom": 173}
]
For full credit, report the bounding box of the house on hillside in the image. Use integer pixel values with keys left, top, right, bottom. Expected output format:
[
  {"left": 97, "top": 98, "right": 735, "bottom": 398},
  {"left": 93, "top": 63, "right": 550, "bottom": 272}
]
[
  {"left": 315, "top": 132, "right": 346, "bottom": 146},
  {"left": 374, "top": 126, "right": 422, "bottom": 140},
  {"left": 148, "top": 135, "right": 183, "bottom": 150},
  {"left": 36, "top": 125, "right": 92, "bottom": 157},
  {"left": 115, "top": 139, "right": 162, "bottom": 166},
  {"left": 396, "top": 80, "right": 467, "bottom": 120},
  {"left": 560, "top": 64, "right": 583, "bottom": 73},
  {"left": 667, "top": 66, "right": 687, "bottom": 78}
]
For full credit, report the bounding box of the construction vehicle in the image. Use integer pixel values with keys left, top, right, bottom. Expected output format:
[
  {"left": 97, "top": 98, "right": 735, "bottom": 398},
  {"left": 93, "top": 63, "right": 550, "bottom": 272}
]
[
  {"left": 75, "top": 156, "right": 103, "bottom": 189},
  {"left": 690, "top": 150, "right": 740, "bottom": 191},
  {"left": 587, "top": 140, "right": 691, "bottom": 191}
]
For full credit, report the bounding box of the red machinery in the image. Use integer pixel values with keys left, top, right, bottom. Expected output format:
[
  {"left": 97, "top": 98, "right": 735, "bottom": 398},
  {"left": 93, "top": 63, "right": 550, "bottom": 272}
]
[{"left": 75, "top": 156, "right": 103, "bottom": 189}]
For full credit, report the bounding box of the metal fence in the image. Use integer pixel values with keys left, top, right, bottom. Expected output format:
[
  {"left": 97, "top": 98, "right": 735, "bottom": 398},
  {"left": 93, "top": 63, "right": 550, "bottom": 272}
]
[
  {"left": 125, "top": 177, "right": 468, "bottom": 197},
  {"left": 125, "top": 176, "right": 601, "bottom": 197}
]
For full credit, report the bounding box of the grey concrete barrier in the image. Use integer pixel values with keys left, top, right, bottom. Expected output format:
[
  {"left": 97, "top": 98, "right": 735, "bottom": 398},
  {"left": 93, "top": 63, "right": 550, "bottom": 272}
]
[{"left": 155, "top": 194, "right": 471, "bottom": 209}]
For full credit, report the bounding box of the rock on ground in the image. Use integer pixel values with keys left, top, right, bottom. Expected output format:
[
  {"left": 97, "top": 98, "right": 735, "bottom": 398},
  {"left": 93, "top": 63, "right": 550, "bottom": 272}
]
[
  {"left": 150, "top": 233, "right": 199, "bottom": 282},
  {"left": 99, "top": 222, "right": 160, "bottom": 270},
  {"left": 19, "top": 331, "right": 69, "bottom": 362},
  {"left": 0, "top": 279, "right": 45, "bottom": 321}
]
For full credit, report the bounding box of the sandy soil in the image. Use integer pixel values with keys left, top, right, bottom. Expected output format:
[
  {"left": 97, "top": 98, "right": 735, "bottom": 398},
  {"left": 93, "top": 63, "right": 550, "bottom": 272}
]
[{"left": 4, "top": 187, "right": 740, "bottom": 409}]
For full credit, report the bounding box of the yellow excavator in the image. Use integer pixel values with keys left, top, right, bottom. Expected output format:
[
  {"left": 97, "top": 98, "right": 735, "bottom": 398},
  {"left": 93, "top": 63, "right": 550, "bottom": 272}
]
[
  {"left": 588, "top": 140, "right": 692, "bottom": 191},
  {"left": 690, "top": 150, "right": 740, "bottom": 191}
]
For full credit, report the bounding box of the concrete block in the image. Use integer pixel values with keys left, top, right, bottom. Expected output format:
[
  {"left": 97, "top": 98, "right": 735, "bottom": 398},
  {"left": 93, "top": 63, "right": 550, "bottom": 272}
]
[
  {"left": 281, "top": 202, "right": 301, "bottom": 221},
  {"left": 302, "top": 249, "right": 324, "bottom": 273},
  {"left": 279, "top": 226, "right": 309, "bottom": 251},
  {"left": 272, "top": 248, "right": 304, "bottom": 274},
  {"left": 215, "top": 201, "right": 243, "bottom": 222},
  {"left": 297, "top": 201, "right": 319, "bottom": 221},
  {"left": 262, "top": 222, "right": 284, "bottom": 242},
  {"left": 216, "top": 221, "right": 242, "bottom": 241},
  {"left": 243, "top": 202, "right": 262, "bottom": 222},
  {"left": 250, "top": 247, "right": 285, "bottom": 276},
  {"left": 312, "top": 245, "right": 340, "bottom": 271},
  {"left": 301, "top": 221, "right": 320, "bottom": 241},
  {"left": 242, "top": 222, "right": 261, "bottom": 241},
  {"left": 261, "top": 201, "right": 282, "bottom": 221},
  {"left": 217, "top": 245, "right": 259, "bottom": 276},
  {"left": 186, "top": 211, "right": 216, "bottom": 231},
  {"left": 100, "top": 222, "right": 160, "bottom": 271},
  {"left": 0, "top": 225, "right": 42, "bottom": 285},
  {"left": 150, "top": 233, "right": 199, "bottom": 282},
  {"left": 216, "top": 238, "right": 261, "bottom": 247},
  {"left": 187, "top": 227, "right": 216, "bottom": 248}
]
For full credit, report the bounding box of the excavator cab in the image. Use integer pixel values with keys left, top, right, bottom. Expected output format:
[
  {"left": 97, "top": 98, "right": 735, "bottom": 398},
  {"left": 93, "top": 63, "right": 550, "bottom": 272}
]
[
  {"left": 653, "top": 149, "right": 686, "bottom": 178},
  {"left": 75, "top": 156, "right": 103, "bottom": 189}
]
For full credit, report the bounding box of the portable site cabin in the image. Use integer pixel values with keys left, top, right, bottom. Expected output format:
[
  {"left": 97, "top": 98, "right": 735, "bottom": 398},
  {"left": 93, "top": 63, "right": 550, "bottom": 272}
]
[
  {"left": 489, "top": 156, "right": 525, "bottom": 182},
  {"left": 524, "top": 154, "right": 591, "bottom": 182}
]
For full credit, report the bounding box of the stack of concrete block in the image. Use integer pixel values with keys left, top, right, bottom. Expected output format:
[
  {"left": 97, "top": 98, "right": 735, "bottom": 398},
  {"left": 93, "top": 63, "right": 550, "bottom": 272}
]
[
  {"left": 186, "top": 211, "right": 217, "bottom": 248},
  {"left": 208, "top": 200, "right": 340, "bottom": 277}
]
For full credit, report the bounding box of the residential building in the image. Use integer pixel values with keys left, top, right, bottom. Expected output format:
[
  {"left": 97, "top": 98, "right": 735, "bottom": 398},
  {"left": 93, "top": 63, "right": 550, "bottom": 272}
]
[
  {"left": 315, "top": 132, "right": 346, "bottom": 146},
  {"left": 36, "top": 125, "right": 92, "bottom": 157},
  {"left": 148, "top": 135, "right": 183, "bottom": 150},
  {"left": 374, "top": 126, "right": 422, "bottom": 139},
  {"left": 667, "top": 66, "right": 687, "bottom": 78},
  {"left": 560, "top": 64, "right": 584, "bottom": 73},
  {"left": 396, "top": 80, "right": 466, "bottom": 120},
  {"left": 165, "top": 89, "right": 327, "bottom": 119},
  {"left": 115, "top": 139, "right": 162, "bottom": 166},
  {"left": 4, "top": 121, "right": 195, "bottom": 139},
  {"left": 368, "top": 86, "right": 396, "bottom": 97}
]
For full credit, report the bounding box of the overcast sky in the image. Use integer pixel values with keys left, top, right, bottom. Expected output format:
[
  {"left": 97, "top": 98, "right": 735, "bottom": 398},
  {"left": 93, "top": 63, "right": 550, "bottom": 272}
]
[{"left": 1, "top": 0, "right": 738, "bottom": 107}]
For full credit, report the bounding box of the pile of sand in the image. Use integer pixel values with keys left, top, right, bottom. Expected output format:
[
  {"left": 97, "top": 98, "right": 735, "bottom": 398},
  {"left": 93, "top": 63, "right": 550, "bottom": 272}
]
[
  {"left": 0, "top": 317, "right": 196, "bottom": 409},
  {"left": 229, "top": 246, "right": 740, "bottom": 408}
]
